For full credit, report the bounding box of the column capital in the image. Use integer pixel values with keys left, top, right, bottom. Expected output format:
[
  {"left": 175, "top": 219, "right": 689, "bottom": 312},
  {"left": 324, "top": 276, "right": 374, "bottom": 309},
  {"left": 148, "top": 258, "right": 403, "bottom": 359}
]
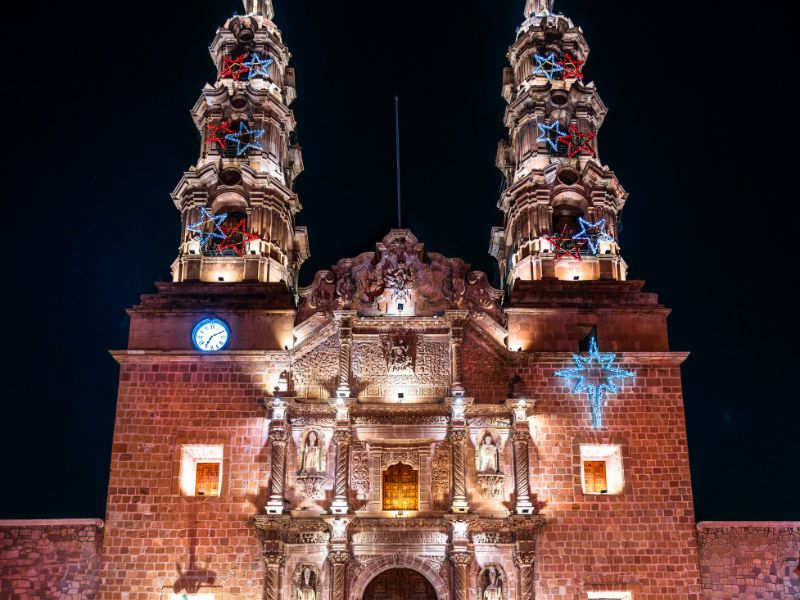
[
  {"left": 327, "top": 550, "right": 350, "bottom": 565},
  {"left": 513, "top": 551, "right": 536, "bottom": 567},
  {"left": 446, "top": 397, "right": 474, "bottom": 422},
  {"left": 264, "top": 551, "right": 285, "bottom": 566},
  {"left": 449, "top": 552, "right": 472, "bottom": 566}
]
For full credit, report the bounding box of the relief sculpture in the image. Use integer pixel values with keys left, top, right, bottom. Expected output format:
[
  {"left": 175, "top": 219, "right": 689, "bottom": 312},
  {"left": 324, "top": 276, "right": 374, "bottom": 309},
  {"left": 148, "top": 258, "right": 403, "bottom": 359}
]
[
  {"left": 478, "top": 567, "right": 506, "bottom": 600},
  {"left": 431, "top": 442, "right": 451, "bottom": 511},
  {"left": 292, "top": 566, "right": 321, "bottom": 600},
  {"left": 350, "top": 442, "right": 370, "bottom": 510}
]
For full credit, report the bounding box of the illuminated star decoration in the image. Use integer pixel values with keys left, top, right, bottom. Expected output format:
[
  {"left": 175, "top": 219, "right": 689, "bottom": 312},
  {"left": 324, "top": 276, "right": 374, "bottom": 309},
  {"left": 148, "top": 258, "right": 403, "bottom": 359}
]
[
  {"left": 558, "top": 52, "right": 585, "bottom": 80},
  {"left": 537, "top": 120, "right": 567, "bottom": 152},
  {"left": 546, "top": 225, "right": 587, "bottom": 261},
  {"left": 225, "top": 122, "right": 265, "bottom": 157},
  {"left": 243, "top": 53, "right": 273, "bottom": 80},
  {"left": 572, "top": 217, "right": 614, "bottom": 255},
  {"left": 220, "top": 54, "right": 250, "bottom": 81},
  {"left": 206, "top": 121, "right": 234, "bottom": 149},
  {"left": 216, "top": 219, "right": 260, "bottom": 257},
  {"left": 555, "top": 337, "right": 636, "bottom": 429},
  {"left": 558, "top": 124, "right": 597, "bottom": 158},
  {"left": 533, "top": 52, "right": 564, "bottom": 81},
  {"left": 186, "top": 208, "right": 228, "bottom": 250}
]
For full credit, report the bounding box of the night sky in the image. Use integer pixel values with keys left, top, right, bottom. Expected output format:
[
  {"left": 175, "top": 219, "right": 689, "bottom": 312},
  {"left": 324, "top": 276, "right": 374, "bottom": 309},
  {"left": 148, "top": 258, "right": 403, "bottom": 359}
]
[{"left": 3, "top": 0, "right": 795, "bottom": 521}]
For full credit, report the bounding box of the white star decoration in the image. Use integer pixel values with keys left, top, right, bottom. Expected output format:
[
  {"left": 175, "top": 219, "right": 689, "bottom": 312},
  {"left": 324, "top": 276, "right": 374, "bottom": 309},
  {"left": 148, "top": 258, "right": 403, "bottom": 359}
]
[{"left": 555, "top": 337, "right": 636, "bottom": 429}]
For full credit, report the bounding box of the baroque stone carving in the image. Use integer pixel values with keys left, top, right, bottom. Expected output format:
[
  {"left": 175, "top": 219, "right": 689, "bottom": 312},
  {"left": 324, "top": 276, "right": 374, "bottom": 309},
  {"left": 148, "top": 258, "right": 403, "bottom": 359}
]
[
  {"left": 353, "top": 415, "right": 450, "bottom": 425},
  {"left": 291, "top": 565, "right": 321, "bottom": 600},
  {"left": 476, "top": 474, "right": 506, "bottom": 500},
  {"left": 299, "top": 431, "right": 323, "bottom": 474},
  {"left": 478, "top": 433, "right": 500, "bottom": 473},
  {"left": 350, "top": 442, "right": 370, "bottom": 508},
  {"left": 430, "top": 442, "right": 451, "bottom": 511},
  {"left": 352, "top": 532, "right": 449, "bottom": 545},
  {"left": 382, "top": 330, "right": 417, "bottom": 372},
  {"left": 472, "top": 532, "right": 513, "bottom": 544},
  {"left": 285, "top": 531, "right": 330, "bottom": 544},
  {"left": 478, "top": 566, "right": 507, "bottom": 600},
  {"left": 297, "top": 231, "right": 504, "bottom": 324},
  {"left": 381, "top": 449, "right": 419, "bottom": 470}
]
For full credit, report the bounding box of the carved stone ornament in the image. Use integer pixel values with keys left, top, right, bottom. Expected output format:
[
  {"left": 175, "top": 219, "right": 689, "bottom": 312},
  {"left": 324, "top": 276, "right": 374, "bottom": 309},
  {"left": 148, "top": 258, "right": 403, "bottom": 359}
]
[
  {"left": 350, "top": 443, "right": 370, "bottom": 503},
  {"left": 478, "top": 566, "right": 507, "bottom": 600},
  {"left": 353, "top": 415, "right": 450, "bottom": 426},
  {"left": 297, "top": 230, "right": 504, "bottom": 323},
  {"left": 298, "top": 430, "right": 325, "bottom": 475},
  {"left": 295, "top": 473, "right": 327, "bottom": 500},
  {"left": 382, "top": 330, "right": 417, "bottom": 372},
  {"left": 476, "top": 473, "right": 506, "bottom": 500},
  {"left": 352, "top": 531, "right": 449, "bottom": 545},
  {"left": 430, "top": 442, "right": 451, "bottom": 511},
  {"left": 381, "top": 449, "right": 419, "bottom": 470},
  {"left": 476, "top": 432, "right": 501, "bottom": 474},
  {"left": 291, "top": 565, "right": 321, "bottom": 600},
  {"left": 285, "top": 531, "right": 330, "bottom": 544},
  {"left": 472, "top": 532, "right": 513, "bottom": 544}
]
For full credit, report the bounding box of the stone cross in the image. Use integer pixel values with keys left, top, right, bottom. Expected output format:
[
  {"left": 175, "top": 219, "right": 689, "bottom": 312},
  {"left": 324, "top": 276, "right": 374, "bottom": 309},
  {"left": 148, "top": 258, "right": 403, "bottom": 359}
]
[{"left": 243, "top": 0, "right": 275, "bottom": 19}]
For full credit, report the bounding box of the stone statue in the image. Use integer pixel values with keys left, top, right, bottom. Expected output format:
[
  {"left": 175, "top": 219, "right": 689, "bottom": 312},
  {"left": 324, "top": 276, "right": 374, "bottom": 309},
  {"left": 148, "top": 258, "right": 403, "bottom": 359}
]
[
  {"left": 301, "top": 432, "right": 322, "bottom": 474},
  {"left": 482, "top": 568, "right": 504, "bottom": 600},
  {"left": 243, "top": 0, "right": 274, "bottom": 19},
  {"left": 479, "top": 434, "right": 499, "bottom": 473},
  {"left": 525, "top": 0, "right": 553, "bottom": 17},
  {"left": 298, "top": 567, "right": 316, "bottom": 600}
]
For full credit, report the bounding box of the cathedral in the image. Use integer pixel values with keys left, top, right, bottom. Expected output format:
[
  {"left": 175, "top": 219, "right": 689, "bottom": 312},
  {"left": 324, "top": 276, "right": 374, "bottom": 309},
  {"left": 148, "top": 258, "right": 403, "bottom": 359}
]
[{"left": 99, "top": 1, "right": 704, "bottom": 599}]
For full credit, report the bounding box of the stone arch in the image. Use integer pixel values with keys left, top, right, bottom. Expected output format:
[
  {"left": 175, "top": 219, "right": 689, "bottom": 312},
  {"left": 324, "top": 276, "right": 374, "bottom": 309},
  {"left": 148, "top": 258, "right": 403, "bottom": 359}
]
[{"left": 350, "top": 555, "right": 449, "bottom": 600}]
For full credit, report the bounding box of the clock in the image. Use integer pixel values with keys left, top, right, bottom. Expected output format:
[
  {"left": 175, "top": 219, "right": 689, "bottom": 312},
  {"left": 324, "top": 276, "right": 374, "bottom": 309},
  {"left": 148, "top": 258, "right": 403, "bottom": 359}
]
[{"left": 192, "top": 318, "right": 230, "bottom": 352}]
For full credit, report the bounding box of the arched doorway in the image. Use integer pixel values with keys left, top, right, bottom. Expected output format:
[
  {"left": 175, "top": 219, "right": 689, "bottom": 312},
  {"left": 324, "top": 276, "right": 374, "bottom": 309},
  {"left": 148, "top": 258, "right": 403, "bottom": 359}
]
[{"left": 362, "top": 569, "right": 437, "bottom": 600}]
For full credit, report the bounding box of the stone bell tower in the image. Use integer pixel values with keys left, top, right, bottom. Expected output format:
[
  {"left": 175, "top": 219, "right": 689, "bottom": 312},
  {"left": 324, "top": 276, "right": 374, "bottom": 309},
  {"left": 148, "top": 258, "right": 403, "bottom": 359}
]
[
  {"left": 171, "top": 0, "right": 309, "bottom": 288},
  {"left": 490, "top": 0, "right": 627, "bottom": 287}
]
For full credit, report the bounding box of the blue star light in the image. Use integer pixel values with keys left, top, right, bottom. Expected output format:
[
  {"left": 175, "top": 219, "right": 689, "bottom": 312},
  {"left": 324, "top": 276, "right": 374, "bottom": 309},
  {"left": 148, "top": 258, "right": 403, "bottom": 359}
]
[
  {"left": 225, "top": 122, "right": 266, "bottom": 157},
  {"left": 186, "top": 208, "right": 228, "bottom": 249},
  {"left": 537, "top": 120, "right": 567, "bottom": 152},
  {"left": 555, "top": 337, "right": 636, "bottom": 429},
  {"left": 533, "top": 53, "right": 564, "bottom": 81},
  {"left": 244, "top": 53, "right": 273, "bottom": 80},
  {"left": 572, "top": 217, "right": 615, "bottom": 255}
]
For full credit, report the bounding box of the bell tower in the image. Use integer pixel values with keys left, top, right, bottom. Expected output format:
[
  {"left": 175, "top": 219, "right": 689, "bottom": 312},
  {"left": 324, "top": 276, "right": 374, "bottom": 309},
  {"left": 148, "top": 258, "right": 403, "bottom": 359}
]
[
  {"left": 171, "top": 0, "right": 309, "bottom": 288},
  {"left": 490, "top": 0, "right": 627, "bottom": 287}
]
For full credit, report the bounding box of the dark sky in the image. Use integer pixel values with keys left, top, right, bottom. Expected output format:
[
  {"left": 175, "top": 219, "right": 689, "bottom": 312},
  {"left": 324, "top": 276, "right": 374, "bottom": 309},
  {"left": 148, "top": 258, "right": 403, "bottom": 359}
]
[{"left": 3, "top": 0, "right": 795, "bottom": 521}]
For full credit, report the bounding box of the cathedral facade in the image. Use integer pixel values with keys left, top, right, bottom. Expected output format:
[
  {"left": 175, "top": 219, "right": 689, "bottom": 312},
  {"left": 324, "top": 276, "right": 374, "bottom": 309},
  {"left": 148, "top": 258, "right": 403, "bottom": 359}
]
[{"left": 98, "top": 1, "right": 703, "bottom": 599}]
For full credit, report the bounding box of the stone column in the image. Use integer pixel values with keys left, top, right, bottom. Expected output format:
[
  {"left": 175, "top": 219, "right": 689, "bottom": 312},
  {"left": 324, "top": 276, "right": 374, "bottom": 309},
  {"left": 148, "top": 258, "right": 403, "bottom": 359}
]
[
  {"left": 264, "top": 552, "right": 285, "bottom": 600},
  {"left": 449, "top": 553, "right": 472, "bottom": 600},
  {"left": 334, "top": 311, "right": 356, "bottom": 398},
  {"left": 266, "top": 397, "right": 289, "bottom": 515},
  {"left": 328, "top": 551, "right": 349, "bottom": 600},
  {"left": 509, "top": 398, "right": 535, "bottom": 515},
  {"left": 446, "top": 312, "right": 468, "bottom": 396},
  {"left": 513, "top": 552, "right": 536, "bottom": 600},
  {"left": 447, "top": 396, "right": 472, "bottom": 514},
  {"left": 330, "top": 429, "right": 351, "bottom": 514}
]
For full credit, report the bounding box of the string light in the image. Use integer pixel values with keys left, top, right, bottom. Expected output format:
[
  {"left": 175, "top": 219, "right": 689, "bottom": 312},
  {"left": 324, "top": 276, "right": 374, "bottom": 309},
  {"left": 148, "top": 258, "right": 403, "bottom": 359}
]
[
  {"left": 186, "top": 208, "right": 228, "bottom": 249},
  {"left": 220, "top": 54, "right": 250, "bottom": 81},
  {"left": 558, "top": 124, "right": 597, "bottom": 158},
  {"left": 216, "top": 219, "right": 260, "bottom": 256},
  {"left": 555, "top": 337, "right": 636, "bottom": 429},
  {"left": 537, "top": 120, "right": 567, "bottom": 152},
  {"left": 545, "top": 226, "right": 587, "bottom": 261},
  {"left": 558, "top": 52, "right": 585, "bottom": 80},
  {"left": 243, "top": 53, "right": 273, "bottom": 79},
  {"left": 224, "top": 122, "right": 265, "bottom": 156},
  {"left": 572, "top": 217, "right": 614, "bottom": 255},
  {"left": 206, "top": 121, "right": 234, "bottom": 149},
  {"left": 533, "top": 52, "right": 563, "bottom": 81}
]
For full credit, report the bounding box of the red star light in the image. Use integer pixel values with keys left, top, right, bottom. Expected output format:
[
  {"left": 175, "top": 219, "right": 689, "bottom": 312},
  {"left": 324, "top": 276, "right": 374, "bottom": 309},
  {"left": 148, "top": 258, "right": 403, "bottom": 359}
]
[
  {"left": 558, "top": 52, "right": 585, "bottom": 80},
  {"left": 206, "top": 121, "right": 234, "bottom": 149},
  {"left": 558, "top": 124, "right": 597, "bottom": 158},
  {"left": 545, "top": 226, "right": 587, "bottom": 261},
  {"left": 217, "top": 219, "right": 260, "bottom": 257},
  {"left": 221, "top": 54, "right": 250, "bottom": 81}
]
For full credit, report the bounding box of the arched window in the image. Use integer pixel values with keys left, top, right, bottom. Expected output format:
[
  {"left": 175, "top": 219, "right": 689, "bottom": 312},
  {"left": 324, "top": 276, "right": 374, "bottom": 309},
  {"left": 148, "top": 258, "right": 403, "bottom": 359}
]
[{"left": 382, "top": 463, "right": 418, "bottom": 511}]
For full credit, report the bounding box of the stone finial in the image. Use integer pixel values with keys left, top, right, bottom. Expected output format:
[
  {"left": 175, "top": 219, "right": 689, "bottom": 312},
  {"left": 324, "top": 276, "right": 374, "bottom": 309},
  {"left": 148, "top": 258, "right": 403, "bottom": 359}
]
[
  {"left": 243, "top": 0, "right": 275, "bottom": 19},
  {"left": 525, "top": 0, "right": 554, "bottom": 17}
]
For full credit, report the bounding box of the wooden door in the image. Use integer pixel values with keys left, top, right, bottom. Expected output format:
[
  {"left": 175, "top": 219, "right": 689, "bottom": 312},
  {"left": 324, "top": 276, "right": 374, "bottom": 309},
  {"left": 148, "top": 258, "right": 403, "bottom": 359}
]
[
  {"left": 382, "top": 463, "right": 418, "bottom": 511},
  {"left": 363, "top": 569, "right": 436, "bottom": 600}
]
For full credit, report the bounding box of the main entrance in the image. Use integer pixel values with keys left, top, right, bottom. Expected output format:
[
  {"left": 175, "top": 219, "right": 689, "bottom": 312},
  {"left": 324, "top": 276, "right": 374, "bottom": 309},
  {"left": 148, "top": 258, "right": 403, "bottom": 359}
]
[{"left": 362, "top": 569, "right": 437, "bottom": 600}]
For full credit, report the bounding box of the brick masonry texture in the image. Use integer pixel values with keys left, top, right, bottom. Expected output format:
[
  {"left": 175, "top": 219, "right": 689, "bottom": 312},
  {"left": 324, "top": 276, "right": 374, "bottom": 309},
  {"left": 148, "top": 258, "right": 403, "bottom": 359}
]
[
  {"left": 0, "top": 520, "right": 103, "bottom": 600},
  {"left": 698, "top": 523, "right": 800, "bottom": 599}
]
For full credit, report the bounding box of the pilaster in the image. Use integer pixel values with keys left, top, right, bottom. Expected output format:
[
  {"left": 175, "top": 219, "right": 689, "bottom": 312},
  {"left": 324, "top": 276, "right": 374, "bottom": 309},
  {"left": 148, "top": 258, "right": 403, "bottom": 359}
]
[
  {"left": 266, "top": 396, "right": 289, "bottom": 515},
  {"left": 447, "top": 397, "right": 473, "bottom": 513}
]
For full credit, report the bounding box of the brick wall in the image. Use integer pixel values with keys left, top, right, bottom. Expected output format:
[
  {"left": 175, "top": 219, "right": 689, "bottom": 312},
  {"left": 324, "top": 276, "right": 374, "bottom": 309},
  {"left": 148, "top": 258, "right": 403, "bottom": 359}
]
[
  {"left": 698, "top": 522, "right": 800, "bottom": 599},
  {"left": 0, "top": 519, "right": 103, "bottom": 599},
  {"left": 99, "top": 356, "right": 286, "bottom": 600}
]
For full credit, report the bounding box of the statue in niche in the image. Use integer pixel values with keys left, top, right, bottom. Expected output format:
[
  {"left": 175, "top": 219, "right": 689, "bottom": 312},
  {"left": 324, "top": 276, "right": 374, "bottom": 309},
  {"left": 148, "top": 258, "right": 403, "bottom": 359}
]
[
  {"left": 292, "top": 566, "right": 319, "bottom": 600},
  {"left": 479, "top": 434, "right": 500, "bottom": 473},
  {"left": 300, "top": 432, "right": 322, "bottom": 474},
  {"left": 481, "top": 568, "right": 505, "bottom": 600}
]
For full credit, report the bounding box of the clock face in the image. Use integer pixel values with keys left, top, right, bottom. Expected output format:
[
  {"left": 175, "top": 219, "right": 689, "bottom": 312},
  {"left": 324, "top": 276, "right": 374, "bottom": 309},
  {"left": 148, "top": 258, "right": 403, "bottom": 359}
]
[{"left": 192, "top": 318, "right": 230, "bottom": 352}]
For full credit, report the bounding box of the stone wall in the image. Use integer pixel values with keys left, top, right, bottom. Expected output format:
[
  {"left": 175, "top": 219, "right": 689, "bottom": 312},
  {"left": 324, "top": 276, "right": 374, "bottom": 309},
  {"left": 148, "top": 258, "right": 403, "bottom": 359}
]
[
  {"left": 0, "top": 519, "right": 103, "bottom": 599},
  {"left": 698, "top": 522, "right": 800, "bottom": 599}
]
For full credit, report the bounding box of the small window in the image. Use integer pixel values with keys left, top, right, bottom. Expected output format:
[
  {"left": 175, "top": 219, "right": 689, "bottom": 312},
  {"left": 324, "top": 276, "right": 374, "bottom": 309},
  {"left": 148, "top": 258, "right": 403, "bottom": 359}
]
[
  {"left": 587, "top": 593, "right": 633, "bottom": 600},
  {"left": 180, "top": 445, "right": 224, "bottom": 497},
  {"left": 580, "top": 444, "right": 624, "bottom": 495}
]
